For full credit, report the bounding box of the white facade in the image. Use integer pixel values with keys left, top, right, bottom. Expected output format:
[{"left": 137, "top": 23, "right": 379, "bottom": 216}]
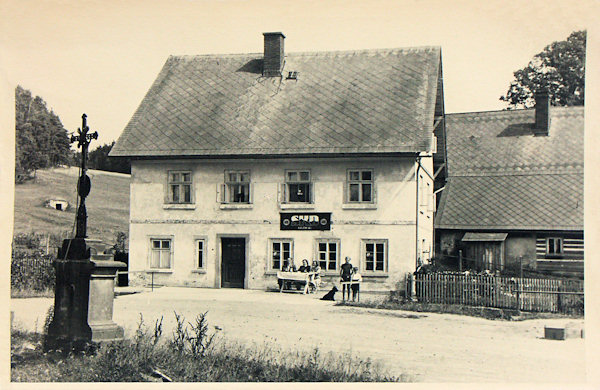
[{"left": 128, "top": 155, "right": 434, "bottom": 291}]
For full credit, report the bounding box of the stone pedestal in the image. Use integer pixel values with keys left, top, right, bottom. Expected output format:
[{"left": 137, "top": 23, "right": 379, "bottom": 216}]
[
  {"left": 45, "top": 238, "right": 93, "bottom": 351},
  {"left": 45, "top": 238, "right": 126, "bottom": 351},
  {"left": 88, "top": 254, "right": 126, "bottom": 342}
]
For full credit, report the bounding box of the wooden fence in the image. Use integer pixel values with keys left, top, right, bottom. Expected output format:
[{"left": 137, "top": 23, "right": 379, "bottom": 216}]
[{"left": 411, "top": 272, "right": 584, "bottom": 314}]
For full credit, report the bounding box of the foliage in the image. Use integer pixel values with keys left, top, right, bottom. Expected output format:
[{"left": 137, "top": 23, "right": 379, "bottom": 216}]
[
  {"left": 11, "top": 248, "right": 55, "bottom": 295},
  {"left": 15, "top": 86, "right": 72, "bottom": 182},
  {"left": 80, "top": 141, "right": 131, "bottom": 174},
  {"left": 11, "top": 312, "right": 401, "bottom": 382},
  {"left": 112, "top": 231, "right": 128, "bottom": 253},
  {"left": 500, "top": 30, "right": 586, "bottom": 108}
]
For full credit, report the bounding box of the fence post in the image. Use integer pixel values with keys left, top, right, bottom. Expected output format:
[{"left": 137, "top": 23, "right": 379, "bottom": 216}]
[
  {"left": 459, "top": 250, "right": 463, "bottom": 272},
  {"left": 519, "top": 256, "right": 523, "bottom": 279},
  {"left": 409, "top": 273, "right": 417, "bottom": 302}
]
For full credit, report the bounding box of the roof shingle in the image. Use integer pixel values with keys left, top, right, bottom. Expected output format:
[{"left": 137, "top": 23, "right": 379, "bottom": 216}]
[
  {"left": 110, "top": 47, "right": 441, "bottom": 157},
  {"left": 435, "top": 106, "right": 584, "bottom": 231}
]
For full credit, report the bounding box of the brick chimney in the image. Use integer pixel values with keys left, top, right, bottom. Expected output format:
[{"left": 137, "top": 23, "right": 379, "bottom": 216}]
[
  {"left": 263, "top": 32, "right": 285, "bottom": 77},
  {"left": 533, "top": 91, "right": 550, "bottom": 136}
]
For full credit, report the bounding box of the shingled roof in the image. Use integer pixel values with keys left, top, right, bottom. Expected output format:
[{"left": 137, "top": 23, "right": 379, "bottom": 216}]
[
  {"left": 435, "top": 106, "right": 584, "bottom": 231},
  {"left": 110, "top": 47, "right": 441, "bottom": 157}
]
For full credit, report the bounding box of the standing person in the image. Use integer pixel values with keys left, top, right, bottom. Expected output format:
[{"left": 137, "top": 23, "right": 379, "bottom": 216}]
[
  {"left": 340, "top": 256, "right": 354, "bottom": 301},
  {"left": 351, "top": 267, "right": 362, "bottom": 302}
]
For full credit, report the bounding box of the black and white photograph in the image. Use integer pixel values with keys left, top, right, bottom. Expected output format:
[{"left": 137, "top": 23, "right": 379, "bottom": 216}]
[{"left": 1, "top": 0, "right": 598, "bottom": 386}]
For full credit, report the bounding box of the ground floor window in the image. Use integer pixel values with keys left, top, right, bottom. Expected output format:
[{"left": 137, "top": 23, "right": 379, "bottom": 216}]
[
  {"left": 271, "top": 239, "right": 293, "bottom": 270},
  {"left": 195, "top": 239, "right": 206, "bottom": 269},
  {"left": 363, "top": 239, "right": 387, "bottom": 272},
  {"left": 316, "top": 239, "right": 339, "bottom": 271},
  {"left": 150, "top": 238, "right": 172, "bottom": 269},
  {"left": 547, "top": 237, "right": 563, "bottom": 257}
]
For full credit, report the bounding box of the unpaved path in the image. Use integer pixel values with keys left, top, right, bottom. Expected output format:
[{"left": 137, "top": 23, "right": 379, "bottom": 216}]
[{"left": 11, "top": 287, "right": 585, "bottom": 382}]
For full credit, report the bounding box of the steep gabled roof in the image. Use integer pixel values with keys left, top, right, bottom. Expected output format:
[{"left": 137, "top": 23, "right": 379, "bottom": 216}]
[
  {"left": 435, "top": 106, "right": 584, "bottom": 231},
  {"left": 110, "top": 47, "right": 441, "bottom": 157}
]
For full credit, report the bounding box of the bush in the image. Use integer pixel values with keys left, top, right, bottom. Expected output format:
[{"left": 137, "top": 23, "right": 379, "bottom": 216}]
[{"left": 11, "top": 248, "right": 55, "bottom": 294}]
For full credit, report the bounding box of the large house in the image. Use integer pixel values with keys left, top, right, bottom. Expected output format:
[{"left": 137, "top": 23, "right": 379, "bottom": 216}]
[
  {"left": 110, "top": 32, "right": 446, "bottom": 291},
  {"left": 434, "top": 94, "right": 584, "bottom": 277}
]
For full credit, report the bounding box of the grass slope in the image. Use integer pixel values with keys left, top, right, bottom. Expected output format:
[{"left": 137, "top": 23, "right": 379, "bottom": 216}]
[{"left": 13, "top": 167, "right": 130, "bottom": 245}]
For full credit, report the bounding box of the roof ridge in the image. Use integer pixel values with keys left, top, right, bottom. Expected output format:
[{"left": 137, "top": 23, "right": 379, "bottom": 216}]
[
  {"left": 447, "top": 105, "right": 584, "bottom": 117},
  {"left": 168, "top": 45, "right": 441, "bottom": 60}
]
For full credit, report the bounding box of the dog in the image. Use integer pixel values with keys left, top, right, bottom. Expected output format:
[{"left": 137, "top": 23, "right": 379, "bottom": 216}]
[{"left": 320, "top": 286, "right": 338, "bottom": 301}]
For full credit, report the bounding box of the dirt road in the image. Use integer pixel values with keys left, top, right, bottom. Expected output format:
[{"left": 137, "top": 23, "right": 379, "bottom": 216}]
[{"left": 11, "top": 287, "right": 585, "bottom": 382}]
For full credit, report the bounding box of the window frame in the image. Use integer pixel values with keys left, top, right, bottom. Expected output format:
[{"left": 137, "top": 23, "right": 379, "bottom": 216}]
[
  {"left": 546, "top": 237, "right": 564, "bottom": 258},
  {"left": 362, "top": 239, "right": 388, "bottom": 274},
  {"left": 315, "top": 238, "right": 340, "bottom": 273},
  {"left": 194, "top": 238, "right": 207, "bottom": 271},
  {"left": 269, "top": 238, "right": 294, "bottom": 271},
  {"left": 284, "top": 169, "right": 313, "bottom": 204},
  {"left": 148, "top": 237, "right": 174, "bottom": 271},
  {"left": 346, "top": 169, "right": 374, "bottom": 204},
  {"left": 167, "top": 170, "right": 193, "bottom": 204},
  {"left": 222, "top": 170, "right": 251, "bottom": 204}
]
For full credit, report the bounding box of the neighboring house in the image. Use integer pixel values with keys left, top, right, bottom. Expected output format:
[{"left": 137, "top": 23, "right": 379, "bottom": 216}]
[
  {"left": 435, "top": 94, "right": 583, "bottom": 277},
  {"left": 110, "top": 32, "right": 446, "bottom": 291}
]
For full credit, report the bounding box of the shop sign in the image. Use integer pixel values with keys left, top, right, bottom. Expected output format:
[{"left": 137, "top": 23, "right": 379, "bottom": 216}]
[{"left": 280, "top": 212, "right": 331, "bottom": 231}]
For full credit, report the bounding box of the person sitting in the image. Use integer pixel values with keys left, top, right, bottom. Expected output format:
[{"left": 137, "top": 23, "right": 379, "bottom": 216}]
[
  {"left": 310, "top": 260, "right": 321, "bottom": 291},
  {"left": 351, "top": 267, "right": 362, "bottom": 302},
  {"left": 282, "top": 258, "right": 297, "bottom": 272},
  {"left": 298, "top": 259, "right": 310, "bottom": 272}
]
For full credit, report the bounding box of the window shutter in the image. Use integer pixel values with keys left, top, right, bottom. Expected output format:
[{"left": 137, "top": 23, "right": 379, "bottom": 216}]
[
  {"left": 216, "top": 183, "right": 225, "bottom": 203},
  {"left": 309, "top": 182, "right": 314, "bottom": 204},
  {"left": 249, "top": 183, "right": 254, "bottom": 204},
  {"left": 343, "top": 179, "right": 348, "bottom": 204},
  {"left": 278, "top": 183, "right": 287, "bottom": 204}
]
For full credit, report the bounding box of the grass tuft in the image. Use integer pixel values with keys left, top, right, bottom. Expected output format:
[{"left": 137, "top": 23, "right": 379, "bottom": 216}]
[{"left": 11, "top": 312, "right": 401, "bottom": 382}]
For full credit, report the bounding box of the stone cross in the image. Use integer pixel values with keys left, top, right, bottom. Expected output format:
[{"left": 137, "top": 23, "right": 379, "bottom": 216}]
[{"left": 70, "top": 114, "right": 98, "bottom": 238}]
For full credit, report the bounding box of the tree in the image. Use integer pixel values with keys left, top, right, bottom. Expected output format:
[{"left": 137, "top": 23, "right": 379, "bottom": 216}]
[
  {"left": 87, "top": 141, "right": 131, "bottom": 174},
  {"left": 15, "top": 86, "right": 72, "bottom": 181},
  {"left": 500, "top": 30, "right": 586, "bottom": 108}
]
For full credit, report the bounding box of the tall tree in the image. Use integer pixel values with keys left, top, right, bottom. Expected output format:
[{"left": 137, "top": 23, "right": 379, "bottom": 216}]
[
  {"left": 15, "top": 86, "right": 72, "bottom": 181},
  {"left": 500, "top": 30, "right": 586, "bottom": 108}
]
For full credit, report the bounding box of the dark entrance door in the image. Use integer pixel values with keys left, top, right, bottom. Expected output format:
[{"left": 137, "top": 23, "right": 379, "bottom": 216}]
[{"left": 221, "top": 237, "right": 245, "bottom": 288}]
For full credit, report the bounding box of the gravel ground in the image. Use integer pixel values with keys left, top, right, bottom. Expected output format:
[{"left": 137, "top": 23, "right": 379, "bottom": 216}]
[{"left": 11, "top": 287, "right": 586, "bottom": 383}]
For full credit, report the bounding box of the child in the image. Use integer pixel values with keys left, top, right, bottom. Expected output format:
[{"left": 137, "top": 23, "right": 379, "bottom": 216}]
[{"left": 351, "top": 267, "right": 362, "bottom": 302}]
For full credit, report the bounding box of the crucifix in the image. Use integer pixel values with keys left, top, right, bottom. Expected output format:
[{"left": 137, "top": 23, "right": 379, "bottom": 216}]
[
  {"left": 70, "top": 113, "right": 98, "bottom": 238},
  {"left": 46, "top": 113, "right": 124, "bottom": 352}
]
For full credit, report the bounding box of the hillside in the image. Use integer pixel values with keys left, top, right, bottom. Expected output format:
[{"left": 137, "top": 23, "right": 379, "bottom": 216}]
[{"left": 13, "top": 167, "right": 130, "bottom": 246}]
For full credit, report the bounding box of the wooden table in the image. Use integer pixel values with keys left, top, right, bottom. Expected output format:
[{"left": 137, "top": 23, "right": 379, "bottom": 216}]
[{"left": 277, "top": 271, "right": 317, "bottom": 294}]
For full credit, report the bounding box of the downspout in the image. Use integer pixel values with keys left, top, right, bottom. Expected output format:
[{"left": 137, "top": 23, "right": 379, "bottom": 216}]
[
  {"left": 415, "top": 154, "right": 434, "bottom": 269},
  {"left": 415, "top": 154, "right": 421, "bottom": 270}
]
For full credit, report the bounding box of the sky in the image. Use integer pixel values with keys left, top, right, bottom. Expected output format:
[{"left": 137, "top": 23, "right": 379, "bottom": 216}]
[{"left": 0, "top": 0, "right": 597, "bottom": 145}]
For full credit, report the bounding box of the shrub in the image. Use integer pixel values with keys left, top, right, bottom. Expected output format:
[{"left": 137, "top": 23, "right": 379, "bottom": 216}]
[{"left": 11, "top": 248, "right": 55, "bottom": 294}]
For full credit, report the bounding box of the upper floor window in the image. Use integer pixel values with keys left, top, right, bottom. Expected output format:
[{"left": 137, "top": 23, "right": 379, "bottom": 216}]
[
  {"left": 270, "top": 239, "right": 293, "bottom": 271},
  {"left": 168, "top": 171, "right": 192, "bottom": 203},
  {"left": 223, "top": 170, "right": 250, "bottom": 203},
  {"left": 150, "top": 238, "right": 172, "bottom": 269},
  {"left": 285, "top": 170, "right": 312, "bottom": 203},
  {"left": 347, "top": 169, "right": 373, "bottom": 203},
  {"left": 547, "top": 237, "right": 563, "bottom": 257}
]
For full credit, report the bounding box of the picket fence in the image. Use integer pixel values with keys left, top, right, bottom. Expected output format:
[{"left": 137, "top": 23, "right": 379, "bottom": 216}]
[{"left": 411, "top": 272, "right": 584, "bottom": 314}]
